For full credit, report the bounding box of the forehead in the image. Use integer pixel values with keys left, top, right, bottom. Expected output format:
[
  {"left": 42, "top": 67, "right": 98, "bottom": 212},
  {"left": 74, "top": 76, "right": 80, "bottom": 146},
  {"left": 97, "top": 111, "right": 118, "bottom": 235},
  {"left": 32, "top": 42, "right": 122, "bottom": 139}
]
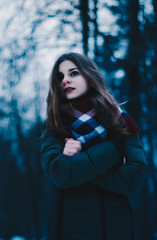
[{"left": 58, "top": 60, "right": 77, "bottom": 72}]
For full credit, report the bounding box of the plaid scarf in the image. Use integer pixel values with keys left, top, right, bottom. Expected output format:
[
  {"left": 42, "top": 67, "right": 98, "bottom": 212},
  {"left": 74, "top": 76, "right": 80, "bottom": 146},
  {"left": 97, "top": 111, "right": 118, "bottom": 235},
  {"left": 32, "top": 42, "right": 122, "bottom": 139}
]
[
  {"left": 70, "top": 105, "right": 107, "bottom": 146},
  {"left": 61, "top": 98, "right": 140, "bottom": 149},
  {"left": 61, "top": 98, "right": 107, "bottom": 149}
]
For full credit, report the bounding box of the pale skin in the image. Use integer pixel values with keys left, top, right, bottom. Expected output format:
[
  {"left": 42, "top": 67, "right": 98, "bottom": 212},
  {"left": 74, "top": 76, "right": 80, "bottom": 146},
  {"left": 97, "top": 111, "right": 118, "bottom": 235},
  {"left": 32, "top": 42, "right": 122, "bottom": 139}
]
[{"left": 63, "top": 138, "right": 82, "bottom": 156}]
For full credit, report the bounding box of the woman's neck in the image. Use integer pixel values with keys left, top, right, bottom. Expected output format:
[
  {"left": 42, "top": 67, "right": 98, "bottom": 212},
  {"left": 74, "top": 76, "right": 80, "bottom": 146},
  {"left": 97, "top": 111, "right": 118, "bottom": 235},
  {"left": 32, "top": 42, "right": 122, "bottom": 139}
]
[
  {"left": 67, "top": 89, "right": 96, "bottom": 112},
  {"left": 71, "top": 97, "right": 94, "bottom": 113}
]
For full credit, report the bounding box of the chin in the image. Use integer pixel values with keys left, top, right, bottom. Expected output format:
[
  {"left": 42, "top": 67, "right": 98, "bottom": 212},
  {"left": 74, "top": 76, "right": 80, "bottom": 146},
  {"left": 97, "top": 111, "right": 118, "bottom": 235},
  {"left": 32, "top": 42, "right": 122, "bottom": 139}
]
[{"left": 66, "top": 94, "right": 78, "bottom": 100}]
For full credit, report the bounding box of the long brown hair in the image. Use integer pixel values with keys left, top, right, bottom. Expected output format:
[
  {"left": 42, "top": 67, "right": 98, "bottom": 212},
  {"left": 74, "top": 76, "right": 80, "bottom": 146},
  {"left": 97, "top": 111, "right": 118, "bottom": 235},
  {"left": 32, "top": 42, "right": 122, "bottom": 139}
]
[{"left": 47, "top": 52, "right": 128, "bottom": 136}]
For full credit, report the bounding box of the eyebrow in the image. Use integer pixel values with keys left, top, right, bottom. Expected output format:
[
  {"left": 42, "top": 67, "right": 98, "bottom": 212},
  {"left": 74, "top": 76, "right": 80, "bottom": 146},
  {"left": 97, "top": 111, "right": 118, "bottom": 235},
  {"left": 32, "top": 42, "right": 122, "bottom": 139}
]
[{"left": 69, "top": 68, "right": 78, "bottom": 72}]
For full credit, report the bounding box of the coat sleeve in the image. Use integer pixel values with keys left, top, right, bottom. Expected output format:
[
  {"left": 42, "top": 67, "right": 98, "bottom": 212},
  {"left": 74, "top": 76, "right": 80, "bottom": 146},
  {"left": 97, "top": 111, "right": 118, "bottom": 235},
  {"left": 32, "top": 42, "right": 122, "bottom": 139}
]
[
  {"left": 92, "top": 134, "right": 147, "bottom": 195},
  {"left": 40, "top": 125, "right": 120, "bottom": 189}
]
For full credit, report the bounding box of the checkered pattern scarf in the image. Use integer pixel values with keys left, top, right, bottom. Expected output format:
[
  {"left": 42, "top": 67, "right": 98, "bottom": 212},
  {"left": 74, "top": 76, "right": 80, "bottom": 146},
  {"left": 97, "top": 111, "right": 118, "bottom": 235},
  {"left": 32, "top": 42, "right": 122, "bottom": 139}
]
[
  {"left": 61, "top": 98, "right": 140, "bottom": 149},
  {"left": 61, "top": 98, "right": 107, "bottom": 148},
  {"left": 70, "top": 106, "right": 107, "bottom": 145}
]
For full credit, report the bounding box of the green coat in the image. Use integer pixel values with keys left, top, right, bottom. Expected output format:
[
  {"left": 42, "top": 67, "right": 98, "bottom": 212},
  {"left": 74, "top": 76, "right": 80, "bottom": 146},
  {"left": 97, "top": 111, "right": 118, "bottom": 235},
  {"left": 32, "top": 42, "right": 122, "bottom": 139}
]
[{"left": 40, "top": 125, "right": 147, "bottom": 240}]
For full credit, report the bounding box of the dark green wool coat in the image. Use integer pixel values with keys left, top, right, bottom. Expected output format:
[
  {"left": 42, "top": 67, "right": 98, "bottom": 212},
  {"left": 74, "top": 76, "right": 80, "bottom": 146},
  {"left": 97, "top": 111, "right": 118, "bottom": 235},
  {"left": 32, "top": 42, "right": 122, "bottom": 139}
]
[{"left": 40, "top": 126, "right": 147, "bottom": 240}]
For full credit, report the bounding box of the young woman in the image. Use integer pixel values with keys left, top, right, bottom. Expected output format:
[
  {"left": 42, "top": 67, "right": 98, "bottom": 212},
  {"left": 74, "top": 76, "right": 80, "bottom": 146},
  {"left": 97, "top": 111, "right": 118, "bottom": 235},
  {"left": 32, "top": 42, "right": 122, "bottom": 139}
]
[{"left": 41, "top": 52, "right": 147, "bottom": 240}]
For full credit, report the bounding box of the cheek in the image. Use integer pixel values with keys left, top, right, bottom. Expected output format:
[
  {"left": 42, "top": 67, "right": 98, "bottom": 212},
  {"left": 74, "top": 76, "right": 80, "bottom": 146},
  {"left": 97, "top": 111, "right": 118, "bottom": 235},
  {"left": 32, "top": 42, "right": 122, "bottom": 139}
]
[
  {"left": 80, "top": 77, "right": 88, "bottom": 89},
  {"left": 78, "top": 82, "right": 88, "bottom": 95}
]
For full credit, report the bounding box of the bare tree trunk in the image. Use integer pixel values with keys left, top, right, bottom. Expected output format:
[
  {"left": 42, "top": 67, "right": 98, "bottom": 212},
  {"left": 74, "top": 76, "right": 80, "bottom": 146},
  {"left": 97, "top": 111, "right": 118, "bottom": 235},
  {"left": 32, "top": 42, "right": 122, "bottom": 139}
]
[
  {"left": 79, "top": 0, "right": 89, "bottom": 55},
  {"left": 126, "top": 0, "right": 141, "bottom": 124}
]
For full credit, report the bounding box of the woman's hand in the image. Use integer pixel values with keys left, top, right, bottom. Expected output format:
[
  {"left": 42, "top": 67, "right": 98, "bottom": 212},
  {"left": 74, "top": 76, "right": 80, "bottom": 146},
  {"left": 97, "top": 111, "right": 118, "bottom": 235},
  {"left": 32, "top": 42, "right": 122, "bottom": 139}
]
[{"left": 63, "top": 138, "right": 82, "bottom": 156}]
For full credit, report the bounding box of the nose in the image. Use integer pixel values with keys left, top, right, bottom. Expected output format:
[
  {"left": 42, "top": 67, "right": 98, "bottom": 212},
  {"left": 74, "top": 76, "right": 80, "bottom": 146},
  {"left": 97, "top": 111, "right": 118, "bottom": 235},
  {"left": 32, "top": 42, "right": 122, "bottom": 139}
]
[{"left": 62, "top": 76, "right": 71, "bottom": 86}]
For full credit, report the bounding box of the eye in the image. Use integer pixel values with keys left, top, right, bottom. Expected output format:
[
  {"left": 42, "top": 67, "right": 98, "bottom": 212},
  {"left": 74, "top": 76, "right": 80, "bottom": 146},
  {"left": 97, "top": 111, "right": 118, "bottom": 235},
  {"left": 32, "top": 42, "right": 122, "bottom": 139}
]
[
  {"left": 58, "top": 72, "right": 64, "bottom": 82},
  {"left": 71, "top": 71, "right": 79, "bottom": 77}
]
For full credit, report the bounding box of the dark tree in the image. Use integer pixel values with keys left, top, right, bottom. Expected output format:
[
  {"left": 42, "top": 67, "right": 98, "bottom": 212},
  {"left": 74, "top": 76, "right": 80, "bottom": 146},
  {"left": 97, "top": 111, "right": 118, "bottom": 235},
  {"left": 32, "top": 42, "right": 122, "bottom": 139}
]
[{"left": 79, "top": 0, "right": 89, "bottom": 55}]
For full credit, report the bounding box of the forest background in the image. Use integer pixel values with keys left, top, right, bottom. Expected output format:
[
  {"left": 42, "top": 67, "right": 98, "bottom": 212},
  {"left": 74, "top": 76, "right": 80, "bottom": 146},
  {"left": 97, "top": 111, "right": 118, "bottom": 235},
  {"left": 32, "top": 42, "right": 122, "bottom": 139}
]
[{"left": 0, "top": 0, "right": 157, "bottom": 239}]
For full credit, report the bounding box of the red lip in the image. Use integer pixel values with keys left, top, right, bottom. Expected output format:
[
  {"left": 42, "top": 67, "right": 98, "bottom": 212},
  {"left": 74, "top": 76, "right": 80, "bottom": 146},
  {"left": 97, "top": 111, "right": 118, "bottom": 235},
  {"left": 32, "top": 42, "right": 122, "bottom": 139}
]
[{"left": 64, "top": 87, "right": 75, "bottom": 93}]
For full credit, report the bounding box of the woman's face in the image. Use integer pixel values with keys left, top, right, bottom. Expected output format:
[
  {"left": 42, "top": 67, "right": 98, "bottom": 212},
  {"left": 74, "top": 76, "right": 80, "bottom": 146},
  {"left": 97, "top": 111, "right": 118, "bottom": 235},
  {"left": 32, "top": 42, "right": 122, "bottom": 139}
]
[{"left": 58, "top": 60, "right": 89, "bottom": 100}]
